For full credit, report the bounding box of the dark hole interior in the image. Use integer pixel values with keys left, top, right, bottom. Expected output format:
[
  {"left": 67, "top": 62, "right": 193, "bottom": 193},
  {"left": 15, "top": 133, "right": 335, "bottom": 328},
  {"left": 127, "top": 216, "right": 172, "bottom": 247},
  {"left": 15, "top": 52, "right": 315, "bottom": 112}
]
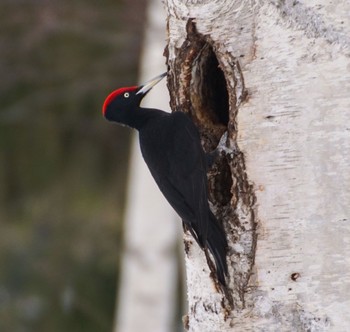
[
  {"left": 190, "top": 44, "right": 233, "bottom": 206},
  {"left": 191, "top": 44, "right": 229, "bottom": 127},
  {"left": 203, "top": 47, "right": 229, "bottom": 126},
  {"left": 208, "top": 158, "right": 233, "bottom": 207}
]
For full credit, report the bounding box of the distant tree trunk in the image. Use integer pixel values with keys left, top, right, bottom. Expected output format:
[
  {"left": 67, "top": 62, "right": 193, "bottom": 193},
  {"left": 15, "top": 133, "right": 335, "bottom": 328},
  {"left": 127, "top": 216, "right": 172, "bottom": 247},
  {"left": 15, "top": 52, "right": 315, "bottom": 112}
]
[
  {"left": 164, "top": 0, "right": 350, "bottom": 331},
  {"left": 114, "top": 1, "right": 179, "bottom": 332}
]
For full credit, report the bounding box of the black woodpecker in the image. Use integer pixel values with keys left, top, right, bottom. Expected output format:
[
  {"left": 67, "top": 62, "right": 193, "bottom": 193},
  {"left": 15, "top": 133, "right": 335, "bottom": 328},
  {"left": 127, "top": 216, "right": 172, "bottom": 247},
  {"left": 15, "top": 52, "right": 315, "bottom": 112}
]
[{"left": 102, "top": 73, "right": 228, "bottom": 285}]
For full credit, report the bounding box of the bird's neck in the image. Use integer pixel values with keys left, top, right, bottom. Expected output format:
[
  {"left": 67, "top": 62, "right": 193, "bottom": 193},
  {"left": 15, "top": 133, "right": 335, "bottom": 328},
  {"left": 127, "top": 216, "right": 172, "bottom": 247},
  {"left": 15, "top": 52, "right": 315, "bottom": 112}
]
[{"left": 126, "top": 107, "right": 164, "bottom": 130}]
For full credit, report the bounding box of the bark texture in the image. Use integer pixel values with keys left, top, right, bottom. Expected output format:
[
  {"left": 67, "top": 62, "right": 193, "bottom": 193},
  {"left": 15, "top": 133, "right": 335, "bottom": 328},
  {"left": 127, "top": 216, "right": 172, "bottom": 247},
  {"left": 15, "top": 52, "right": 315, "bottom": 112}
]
[{"left": 165, "top": 0, "right": 350, "bottom": 331}]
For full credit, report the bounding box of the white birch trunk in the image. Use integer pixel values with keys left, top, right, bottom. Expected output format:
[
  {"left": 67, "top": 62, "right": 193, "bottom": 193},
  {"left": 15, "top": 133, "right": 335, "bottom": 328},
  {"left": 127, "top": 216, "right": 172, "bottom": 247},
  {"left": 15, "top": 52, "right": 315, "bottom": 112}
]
[
  {"left": 114, "top": 1, "right": 179, "bottom": 332},
  {"left": 164, "top": 0, "right": 350, "bottom": 331}
]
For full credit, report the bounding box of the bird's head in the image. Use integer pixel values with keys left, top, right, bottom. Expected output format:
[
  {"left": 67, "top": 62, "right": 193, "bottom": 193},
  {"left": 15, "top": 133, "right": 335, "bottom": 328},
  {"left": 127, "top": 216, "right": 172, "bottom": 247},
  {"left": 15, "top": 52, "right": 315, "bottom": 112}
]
[{"left": 102, "top": 72, "right": 167, "bottom": 123}]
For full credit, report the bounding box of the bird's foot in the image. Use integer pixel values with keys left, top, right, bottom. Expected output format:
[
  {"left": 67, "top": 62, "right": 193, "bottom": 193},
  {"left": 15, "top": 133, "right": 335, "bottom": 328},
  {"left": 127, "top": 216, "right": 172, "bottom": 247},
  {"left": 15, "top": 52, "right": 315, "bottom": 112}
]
[{"left": 206, "top": 131, "right": 237, "bottom": 167}]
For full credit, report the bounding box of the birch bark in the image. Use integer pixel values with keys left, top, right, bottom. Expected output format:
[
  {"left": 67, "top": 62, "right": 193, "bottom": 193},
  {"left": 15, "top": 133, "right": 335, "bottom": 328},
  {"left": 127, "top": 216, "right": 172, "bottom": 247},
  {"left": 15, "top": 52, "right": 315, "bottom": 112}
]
[{"left": 164, "top": 0, "right": 350, "bottom": 331}]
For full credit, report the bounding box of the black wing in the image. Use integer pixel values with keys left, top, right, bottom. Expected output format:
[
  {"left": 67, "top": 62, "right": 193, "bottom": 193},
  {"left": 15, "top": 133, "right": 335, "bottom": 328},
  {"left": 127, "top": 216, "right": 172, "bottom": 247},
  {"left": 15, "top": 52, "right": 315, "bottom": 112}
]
[{"left": 139, "top": 111, "right": 209, "bottom": 247}]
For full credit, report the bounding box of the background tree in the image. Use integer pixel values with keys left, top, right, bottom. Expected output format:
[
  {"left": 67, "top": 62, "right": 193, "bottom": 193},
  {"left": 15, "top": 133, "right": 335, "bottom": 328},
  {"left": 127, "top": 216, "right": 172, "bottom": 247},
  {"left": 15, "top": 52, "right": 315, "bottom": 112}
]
[
  {"left": 0, "top": 1, "right": 148, "bottom": 331},
  {"left": 114, "top": 1, "right": 181, "bottom": 331},
  {"left": 164, "top": 0, "right": 350, "bottom": 331}
]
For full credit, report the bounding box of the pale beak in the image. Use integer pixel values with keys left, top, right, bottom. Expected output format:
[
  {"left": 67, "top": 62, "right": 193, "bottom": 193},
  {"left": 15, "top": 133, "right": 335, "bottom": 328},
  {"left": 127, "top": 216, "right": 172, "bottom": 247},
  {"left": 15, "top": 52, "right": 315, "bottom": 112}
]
[{"left": 136, "top": 72, "right": 167, "bottom": 96}]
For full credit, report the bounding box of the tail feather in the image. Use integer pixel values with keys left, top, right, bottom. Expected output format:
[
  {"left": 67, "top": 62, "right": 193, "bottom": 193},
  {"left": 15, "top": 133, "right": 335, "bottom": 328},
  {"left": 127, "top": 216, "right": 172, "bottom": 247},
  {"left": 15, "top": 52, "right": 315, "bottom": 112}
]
[{"left": 206, "top": 212, "right": 228, "bottom": 286}]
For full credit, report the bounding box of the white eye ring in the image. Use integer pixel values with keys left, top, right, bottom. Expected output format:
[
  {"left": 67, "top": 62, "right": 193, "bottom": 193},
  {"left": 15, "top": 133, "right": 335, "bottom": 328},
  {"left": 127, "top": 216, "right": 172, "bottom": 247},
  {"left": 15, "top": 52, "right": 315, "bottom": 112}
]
[{"left": 124, "top": 92, "right": 130, "bottom": 98}]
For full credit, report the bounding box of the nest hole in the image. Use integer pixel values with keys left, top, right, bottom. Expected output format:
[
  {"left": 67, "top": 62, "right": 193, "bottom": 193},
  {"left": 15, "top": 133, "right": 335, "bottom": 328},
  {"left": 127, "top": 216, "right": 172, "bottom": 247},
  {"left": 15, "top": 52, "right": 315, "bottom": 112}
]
[{"left": 191, "top": 44, "right": 229, "bottom": 127}]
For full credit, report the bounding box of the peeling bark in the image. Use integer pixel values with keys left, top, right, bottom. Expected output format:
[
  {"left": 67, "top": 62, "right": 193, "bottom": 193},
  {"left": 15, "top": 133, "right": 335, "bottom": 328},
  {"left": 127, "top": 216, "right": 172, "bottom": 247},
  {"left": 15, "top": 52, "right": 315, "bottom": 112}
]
[
  {"left": 164, "top": 0, "right": 350, "bottom": 331},
  {"left": 166, "top": 17, "right": 257, "bottom": 309},
  {"left": 165, "top": 1, "right": 257, "bottom": 327}
]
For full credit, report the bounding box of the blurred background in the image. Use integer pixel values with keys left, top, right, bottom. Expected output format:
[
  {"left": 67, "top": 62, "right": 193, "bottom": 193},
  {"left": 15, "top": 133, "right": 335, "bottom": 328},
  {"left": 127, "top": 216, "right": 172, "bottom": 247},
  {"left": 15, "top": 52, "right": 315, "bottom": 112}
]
[{"left": 0, "top": 0, "right": 180, "bottom": 331}]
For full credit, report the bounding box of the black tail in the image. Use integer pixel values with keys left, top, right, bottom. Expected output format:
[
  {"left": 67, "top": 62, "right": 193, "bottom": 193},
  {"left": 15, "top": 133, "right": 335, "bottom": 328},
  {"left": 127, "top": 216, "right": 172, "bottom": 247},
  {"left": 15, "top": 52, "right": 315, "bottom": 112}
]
[{"left": 206, "top": 212, "right": 228, "bottom": 286}]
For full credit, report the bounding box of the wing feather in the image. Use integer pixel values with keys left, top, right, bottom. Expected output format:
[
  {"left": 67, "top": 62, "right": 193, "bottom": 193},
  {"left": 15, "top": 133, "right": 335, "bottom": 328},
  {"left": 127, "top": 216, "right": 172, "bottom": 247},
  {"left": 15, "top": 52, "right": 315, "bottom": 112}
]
[{"left": 139, "top": 111, "right": 209, "bottom": 247}]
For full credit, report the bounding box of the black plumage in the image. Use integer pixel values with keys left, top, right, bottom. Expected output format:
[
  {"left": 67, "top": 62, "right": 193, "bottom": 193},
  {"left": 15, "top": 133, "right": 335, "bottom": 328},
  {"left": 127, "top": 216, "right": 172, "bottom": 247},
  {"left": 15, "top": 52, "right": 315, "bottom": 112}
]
[{"left": 102, "top": 73, "right": 228, "bottom": 285}]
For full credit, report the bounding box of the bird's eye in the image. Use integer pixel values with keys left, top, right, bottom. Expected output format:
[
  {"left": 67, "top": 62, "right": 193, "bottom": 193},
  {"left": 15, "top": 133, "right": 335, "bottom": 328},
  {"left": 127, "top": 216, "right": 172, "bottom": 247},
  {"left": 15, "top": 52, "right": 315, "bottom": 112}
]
[{"left": 124, "top": 92, "right": 130, "bottom": 98}]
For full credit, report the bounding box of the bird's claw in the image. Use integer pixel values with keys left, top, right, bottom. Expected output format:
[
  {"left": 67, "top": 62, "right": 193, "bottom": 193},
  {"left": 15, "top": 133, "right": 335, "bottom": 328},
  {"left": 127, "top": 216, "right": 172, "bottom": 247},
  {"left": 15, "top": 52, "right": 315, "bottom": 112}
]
[
  {"left": 216, "top": 131, "right": 238, "bottom": 157},
  {"left": 206, "top": 131, "right": 238, "bottom": 167}
]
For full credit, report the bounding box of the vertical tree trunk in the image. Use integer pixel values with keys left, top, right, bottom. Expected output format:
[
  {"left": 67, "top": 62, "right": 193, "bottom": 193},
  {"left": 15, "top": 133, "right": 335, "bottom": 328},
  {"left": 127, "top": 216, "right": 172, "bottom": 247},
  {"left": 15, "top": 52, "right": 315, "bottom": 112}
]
[
  {"left": 164, "top": 0, "right": 350, "bottom": 331},
  {"left": 114, "top": 1, "right": 179, "bottom": 332}
]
